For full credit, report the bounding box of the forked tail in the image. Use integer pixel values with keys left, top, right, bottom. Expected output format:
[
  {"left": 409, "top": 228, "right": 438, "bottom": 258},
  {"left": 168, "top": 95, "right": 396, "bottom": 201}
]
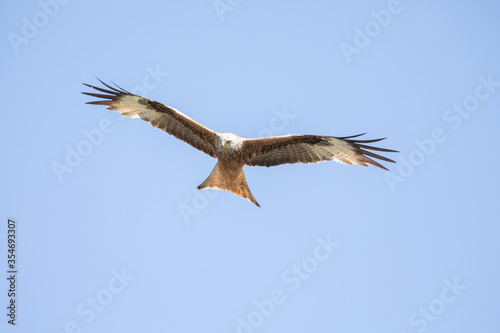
[{"left": 197, "top": 162, "right": 260, "bottom": 207}]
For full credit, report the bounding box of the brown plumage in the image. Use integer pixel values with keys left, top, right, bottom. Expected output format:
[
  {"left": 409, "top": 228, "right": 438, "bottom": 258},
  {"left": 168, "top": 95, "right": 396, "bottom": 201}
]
[{"left": 82, "top": 80, "right": 397, "bottom": 207}]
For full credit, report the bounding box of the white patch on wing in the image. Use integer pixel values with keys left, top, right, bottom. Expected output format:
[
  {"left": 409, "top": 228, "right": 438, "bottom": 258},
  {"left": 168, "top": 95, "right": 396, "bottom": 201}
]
[
  {"left": 112, "top": 95, "right": 156, "bottom": 120},
  {"left": 313, "top": 145, "right": 334, "bottom": 163},
  {"left": 326, "top": 137, "right": 358, "bottom": 166}
]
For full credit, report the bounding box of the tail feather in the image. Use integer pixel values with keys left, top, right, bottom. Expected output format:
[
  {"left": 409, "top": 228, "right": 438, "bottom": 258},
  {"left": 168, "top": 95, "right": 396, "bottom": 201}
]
[
  {"left": 227, "top": 168, "right": 260, "bottom": 207},
  {"left": 197, "top": 162, "right": 229, "bottom": 191},
  {"left": 198, "top": 162, "right": 260, "bottom": 207}
]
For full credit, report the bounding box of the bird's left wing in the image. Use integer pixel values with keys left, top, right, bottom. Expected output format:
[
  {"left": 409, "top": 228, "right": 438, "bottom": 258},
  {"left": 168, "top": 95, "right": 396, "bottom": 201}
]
[
  {"left": 241, "top": 134, "right": 397, "bottom": 170},
  {"left": 82, "top": 80, "right": 219, "bottom": 158}
]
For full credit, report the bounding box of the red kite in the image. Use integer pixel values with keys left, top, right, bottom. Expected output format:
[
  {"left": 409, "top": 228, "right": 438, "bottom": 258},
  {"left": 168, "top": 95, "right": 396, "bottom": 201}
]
[{"left": 83, "top": 80, "right": 397, "bottom": 206}]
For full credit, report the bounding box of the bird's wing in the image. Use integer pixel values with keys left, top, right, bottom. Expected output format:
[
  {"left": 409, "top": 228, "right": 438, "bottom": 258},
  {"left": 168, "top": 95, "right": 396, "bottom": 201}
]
[
  {"left": 82, "top": 80, "right": 219, "bottom": 158},
  {"left": 241, "top": 134, "right": 397, "bottom": 170}
]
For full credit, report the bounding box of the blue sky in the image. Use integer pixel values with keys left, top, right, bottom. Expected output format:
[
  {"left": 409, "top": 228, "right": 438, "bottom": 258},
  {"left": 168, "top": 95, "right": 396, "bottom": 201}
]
[{"left": 2, "top": 0, "right": 499, "bottom": 332}]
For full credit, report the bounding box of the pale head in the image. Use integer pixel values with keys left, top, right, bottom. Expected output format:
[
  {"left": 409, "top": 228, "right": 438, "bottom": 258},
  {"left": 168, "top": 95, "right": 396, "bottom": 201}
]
[{"left": 217, "top": 133, "right": 243, "bottom": 150}]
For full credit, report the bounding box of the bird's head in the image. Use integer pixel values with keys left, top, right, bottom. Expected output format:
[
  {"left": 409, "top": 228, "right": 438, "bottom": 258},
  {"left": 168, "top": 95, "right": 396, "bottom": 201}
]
[{"left": 218, "top": 133, "right": 242, "bottom": 150}]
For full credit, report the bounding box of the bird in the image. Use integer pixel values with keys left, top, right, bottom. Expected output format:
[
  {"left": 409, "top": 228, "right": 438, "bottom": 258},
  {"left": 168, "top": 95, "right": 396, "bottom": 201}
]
[{"left": 82, "top": 80, "right": 397, "bottom": 207}]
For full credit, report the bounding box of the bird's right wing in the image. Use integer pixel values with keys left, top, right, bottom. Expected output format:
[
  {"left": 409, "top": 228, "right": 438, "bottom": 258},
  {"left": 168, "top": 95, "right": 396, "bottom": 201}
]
[
  {"left": 241, "top": 134, "right": 397, "bottom": 170},
  {"left": 82, "top": 80, "right": 219, "bottom": 158}
]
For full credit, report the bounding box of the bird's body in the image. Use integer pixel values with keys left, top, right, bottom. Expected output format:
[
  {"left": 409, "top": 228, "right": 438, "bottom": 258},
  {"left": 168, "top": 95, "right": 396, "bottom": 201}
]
[
  {"left": 83, "top": 80, "right": 397, "bottom": 207},
  {"left": 215, "top": 133, "right": 246, "bottom": 169},
  {"left": 201, "top": 133, "right": 258, "bottom": 206}
]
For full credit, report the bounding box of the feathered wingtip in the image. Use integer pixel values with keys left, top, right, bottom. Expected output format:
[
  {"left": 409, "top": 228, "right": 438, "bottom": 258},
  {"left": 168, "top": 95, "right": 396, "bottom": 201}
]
[
  {"left": 337, "top": 133, "right": 398, "bottom": 170},
  {"left": 82, "top": 78, "right": 132, "bottom": 105}
]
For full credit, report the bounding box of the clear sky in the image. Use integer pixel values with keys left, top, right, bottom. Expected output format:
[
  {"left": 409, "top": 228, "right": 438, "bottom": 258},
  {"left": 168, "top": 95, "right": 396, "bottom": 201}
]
[{"left": 2, "top": 1, "right": 499, "bottom": 332}]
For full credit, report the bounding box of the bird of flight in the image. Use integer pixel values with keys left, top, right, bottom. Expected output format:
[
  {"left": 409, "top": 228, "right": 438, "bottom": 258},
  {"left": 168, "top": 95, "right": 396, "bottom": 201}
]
[{"left": 83, "top": 80, "right": 397, "bottom": 207}]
